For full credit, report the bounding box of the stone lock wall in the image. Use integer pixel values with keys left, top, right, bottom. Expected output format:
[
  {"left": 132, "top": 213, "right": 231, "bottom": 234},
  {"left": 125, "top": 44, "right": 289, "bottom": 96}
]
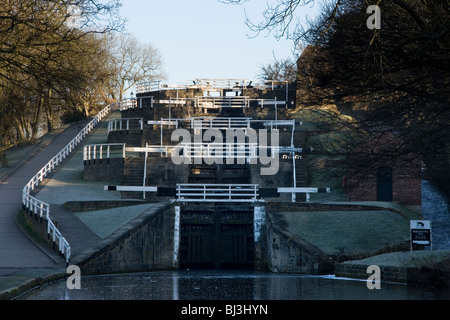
[
  {"left": 75, "top": 202, "right": 176, "bottom": 275},
  {"left": 255, "top": 203, "right": 326, "bottom": 274},
  {"left": 335, "top": 263, "right": 409, "bottom": 283},
  {"left": 83, "top": 157, "right": 124, "bottom": 182},
  {"left": 265, "top": 211, "right": 323, "bottom": 274}
]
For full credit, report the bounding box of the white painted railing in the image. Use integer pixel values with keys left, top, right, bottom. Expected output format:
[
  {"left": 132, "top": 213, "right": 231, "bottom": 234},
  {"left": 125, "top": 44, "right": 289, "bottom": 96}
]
[
  {"left": 148, "top": 118, "right": 296, "bottom": 131},
  {"left": 104, "top": 184, "right": 330, "bottom": 203},
  {"left": 136, "top": 79, "right": 289, "bottom": 94},
  {"left": 107, "top": 118, "right": 143, "bottom": 133},
  {"left": 178, "top": 142, "right": 259, "bottom": 161},
  {"left": 176, "top": 184, "right": 260, "bottom": 203},
  {"left": 190, "top": 117, "right": 252, "bottom": 130},
  {"left": 22, "top": 103, "right": 119, "bottom": 263},
  {"left": 83, "top": 143, "right": 126, "bottom": 161},
  {"left": 152, "top": 97, "right": 287, "bottom": 111},
  {"left": 112, "top": 98, "right": 137, "bottom": 111},
  {"left": 196, "top": 96, "right": 249, "bottom": 108},
  {"left": 136, "top": 81, "right": 162, "bottom": 93},
  {"left": 87, "top": 142, "right": 288, "bottom": 162},
  {"left": 126, "top": 144, "right": 171, "bottom": 157}
]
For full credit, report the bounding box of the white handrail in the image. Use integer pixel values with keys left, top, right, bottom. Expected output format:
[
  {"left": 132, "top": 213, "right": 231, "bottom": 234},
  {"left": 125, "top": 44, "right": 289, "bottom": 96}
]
[
  {"left": 179, "top": 142, "right": 258, "bottom": 160},
  {"left": 108, "top": 118, "right": 143, "bottom": 133},
  {"left": 190, "top": 117, "right": 252, "bottom": 130},
  {"left": 196, "top": 96, "right": 249, "bottom": 108},
  {"left": 83, "top": 143, "right": 126, "bottom": 161},
  {"left": 176, "top": 183, "right": 260, "bottom": 203},
  {"left": 113, "top": 98, "right": 137, "bottom": 111},
  {"left": 135, "top": 79, "right": 289, "bottom": 94},
  {"left": 21, "top": 102, "right": 119, "bottom": 263},
  {"left": 136, "top": 81, "right": 161, "bottom": 93}
]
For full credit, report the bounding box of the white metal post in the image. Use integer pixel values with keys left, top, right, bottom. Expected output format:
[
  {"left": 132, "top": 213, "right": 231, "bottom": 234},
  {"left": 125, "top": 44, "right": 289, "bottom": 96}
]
[
  {"left": 160, "top": 118, "right": 163, "bottom": 157},
  {"left": 275, "top": 97, "right": 277, "bottom": 128},
  {"left": 169, "top": 97, "right": 172, "bottom": 128},
  {"left": 143, "top": 143, "right": 148, "bottom": 199},
  {"left": 292, "top": 153, "right": 296, "bottom": 202}
]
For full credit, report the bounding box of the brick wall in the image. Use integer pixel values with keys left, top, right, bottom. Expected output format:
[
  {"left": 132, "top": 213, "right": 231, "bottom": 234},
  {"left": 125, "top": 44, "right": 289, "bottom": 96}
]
[
  {"left": 345, "top": 132, "right": 422, "bottom": 206},
  {"left": 346, "top": 164, "right": 421, "bottom": 205}
]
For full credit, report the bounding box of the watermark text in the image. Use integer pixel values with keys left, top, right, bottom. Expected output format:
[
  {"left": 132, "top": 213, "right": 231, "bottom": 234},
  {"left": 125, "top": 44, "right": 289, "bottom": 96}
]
[
  {"left": 66, "top": 265, "right": 81, "bottom": 290},
  {"left": 366, "top": 264, "right": 381, "bottom": 289},
  {"left": 367, "top": 5, "right": 381, "bottom": 30}
]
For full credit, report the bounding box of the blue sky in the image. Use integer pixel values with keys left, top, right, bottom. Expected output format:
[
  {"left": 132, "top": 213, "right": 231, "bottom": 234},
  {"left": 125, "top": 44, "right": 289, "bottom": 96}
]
[{"left": 119, "top": 0, "right": 319, "bottom": 85}]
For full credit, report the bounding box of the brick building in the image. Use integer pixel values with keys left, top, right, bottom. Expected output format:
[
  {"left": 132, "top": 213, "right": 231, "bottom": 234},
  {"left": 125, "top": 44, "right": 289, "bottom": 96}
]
[{"left": 344, "top": 132, "right": 422, "bottom": 206}]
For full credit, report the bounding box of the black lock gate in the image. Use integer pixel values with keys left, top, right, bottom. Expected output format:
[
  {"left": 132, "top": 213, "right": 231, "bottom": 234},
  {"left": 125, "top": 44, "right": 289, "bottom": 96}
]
[{"left": 179, "top": 204, "right": 254, "bottom": 269}]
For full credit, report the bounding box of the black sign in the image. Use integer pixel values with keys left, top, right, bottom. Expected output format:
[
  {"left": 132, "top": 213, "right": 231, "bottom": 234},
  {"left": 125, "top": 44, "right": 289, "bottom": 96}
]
[{"left": 411, "top": 229, "right": 431, "bottom": 243}]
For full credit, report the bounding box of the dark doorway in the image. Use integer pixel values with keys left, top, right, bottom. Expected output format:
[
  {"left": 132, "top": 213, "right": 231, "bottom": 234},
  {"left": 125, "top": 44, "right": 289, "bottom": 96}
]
[{"left": 377, "top": 167, "right": 393, "bottom": 201}]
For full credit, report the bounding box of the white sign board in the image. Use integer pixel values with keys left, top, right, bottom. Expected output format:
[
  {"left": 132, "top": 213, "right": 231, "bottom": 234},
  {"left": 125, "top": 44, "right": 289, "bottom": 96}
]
[{"left": 410, "top": 220, "right": 432, "bottom": 247}]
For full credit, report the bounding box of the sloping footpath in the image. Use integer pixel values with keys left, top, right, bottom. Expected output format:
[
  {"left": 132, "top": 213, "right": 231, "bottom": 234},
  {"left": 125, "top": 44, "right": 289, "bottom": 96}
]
[
  {"left": 0, "top": 109, "right": 157, "bottom": 299},
  {"left": 0, "top": 114, "right": 118, "bottom": 299}
]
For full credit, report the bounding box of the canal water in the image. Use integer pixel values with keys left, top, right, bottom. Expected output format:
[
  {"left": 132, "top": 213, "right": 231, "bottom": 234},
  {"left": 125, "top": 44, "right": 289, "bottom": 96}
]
[
  {"left": 17, "top": 180, "right": 450, "bottom": 301},
  {"left": 17, "top": 270, "right": 450, "bottom": 300}
]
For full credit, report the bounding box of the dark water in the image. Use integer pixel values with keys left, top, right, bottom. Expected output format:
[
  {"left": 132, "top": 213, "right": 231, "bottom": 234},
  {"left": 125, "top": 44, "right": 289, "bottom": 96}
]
[
  {"left": 17, "top": 180, "right": 450, "bottom": 301},
  {"left": 17, "top": 270, "right": 450, "bottom": 300}
]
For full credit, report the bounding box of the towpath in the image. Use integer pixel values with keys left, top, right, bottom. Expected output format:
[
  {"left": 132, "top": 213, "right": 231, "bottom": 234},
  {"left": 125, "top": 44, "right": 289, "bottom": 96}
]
[{"left": 0, "top": 114, "right": 119, "bottom": 298}]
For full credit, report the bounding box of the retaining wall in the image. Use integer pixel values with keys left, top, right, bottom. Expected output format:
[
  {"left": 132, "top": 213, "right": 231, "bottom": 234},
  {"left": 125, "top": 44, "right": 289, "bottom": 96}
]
[
  {"left": 22, "top": 209, "right": 55, "bottom": 249},
  {"left": 108, "top": 130, "right": 143, "bottom": 146},
  {"left": 256, "top": 202, "right": 332, "bottom": 274},
  {"left": 261, "top": 209, "right": 325, "bottom": 274},
  {"left": 83, "top": 157, "right": 124, "bottom": 182},
  {"left": 74, "top": 202, "right": 176, "bottom": 275},
  {"left": 335, "top": 263, "right": 408, "bottom": 283}
]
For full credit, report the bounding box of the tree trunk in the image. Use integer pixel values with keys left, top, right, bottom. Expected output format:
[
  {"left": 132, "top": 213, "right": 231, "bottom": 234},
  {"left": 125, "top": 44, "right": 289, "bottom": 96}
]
[
  {"left": 29, "top": 94, "right": 43, "bottom": 141},
  {"left": 45, "top": 88, "right": 53, "bottom": 132},
  {"left": 13, "top": 117, "right": 27, "bottom": 142}
]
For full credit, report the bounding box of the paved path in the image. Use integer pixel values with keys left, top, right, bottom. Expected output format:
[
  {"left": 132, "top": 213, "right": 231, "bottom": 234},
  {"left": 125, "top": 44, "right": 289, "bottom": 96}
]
[
  {"left": 49, "top": 205, "right": 102, "bottom": 259},
  {"left": 0, "top": 124, "right": 85, "bottom": 267},
  {"left": 0, "top": 110, "right": 133, "bottom": 298},
  {"left": 0, "top": 118, "right": 110, "bottom": 297}
]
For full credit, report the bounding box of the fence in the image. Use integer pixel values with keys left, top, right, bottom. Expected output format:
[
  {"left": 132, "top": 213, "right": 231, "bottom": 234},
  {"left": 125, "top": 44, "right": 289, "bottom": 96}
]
[
  {"left": 190, "top": 117, "right": 252, "bottom": 130},
  {"left": 113, "top": 98, "right": 137, "bottom": 111},
  {"left": 135, "top": 81, "right": 162, "bottom": 93},
  {"left": 177, "top": 142, "right": 259, "bottom": 162},
  {"left": 135, "top": 79, "right": 289, "bottom": 94},
  {"left": 107, "top": 118, "right": 143, "bottom": 133},
  {"left": 22, "top": 103, "right": 119, "bottom": 263},
  {"left": 83, "top": 141, "right": 293, "bottom": 163},
  {"left": 176, "top": 184, "right": 260, "bottom": 203},
  {"left": 83, "top": 143, "right": 126, "bottom": 162},
  {"left": 196, "top": 96, "right": 249, "bottom": 109}
]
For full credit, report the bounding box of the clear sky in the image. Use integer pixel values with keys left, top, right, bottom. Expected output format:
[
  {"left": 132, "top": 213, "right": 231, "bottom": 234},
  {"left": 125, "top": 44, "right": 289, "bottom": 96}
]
[{"left": 119, "top": 0, "right": 319, "bottom": 85}]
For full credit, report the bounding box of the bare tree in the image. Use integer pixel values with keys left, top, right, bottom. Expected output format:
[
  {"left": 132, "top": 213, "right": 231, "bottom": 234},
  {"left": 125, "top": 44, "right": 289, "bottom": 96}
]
[
  {"left": 219, "top": 0, "right": 339, "bottom": 45},
  {"left": 257, "top": 55, "right": 298, "bottom": 82},
  {"left": 106, "top": 33, "right": 165, "bottom": 101},
  {"left": 0, "top": 0, "right": 124, "bottom": 146},
  {"left": 222, "top": 0, "right": 450, "bottom": 196}
]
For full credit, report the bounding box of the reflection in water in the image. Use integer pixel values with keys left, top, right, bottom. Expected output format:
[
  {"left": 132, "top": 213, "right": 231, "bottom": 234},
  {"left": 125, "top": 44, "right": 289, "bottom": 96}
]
[{"left": 18, "top": 270, "right": 450, "bottom": 300}]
